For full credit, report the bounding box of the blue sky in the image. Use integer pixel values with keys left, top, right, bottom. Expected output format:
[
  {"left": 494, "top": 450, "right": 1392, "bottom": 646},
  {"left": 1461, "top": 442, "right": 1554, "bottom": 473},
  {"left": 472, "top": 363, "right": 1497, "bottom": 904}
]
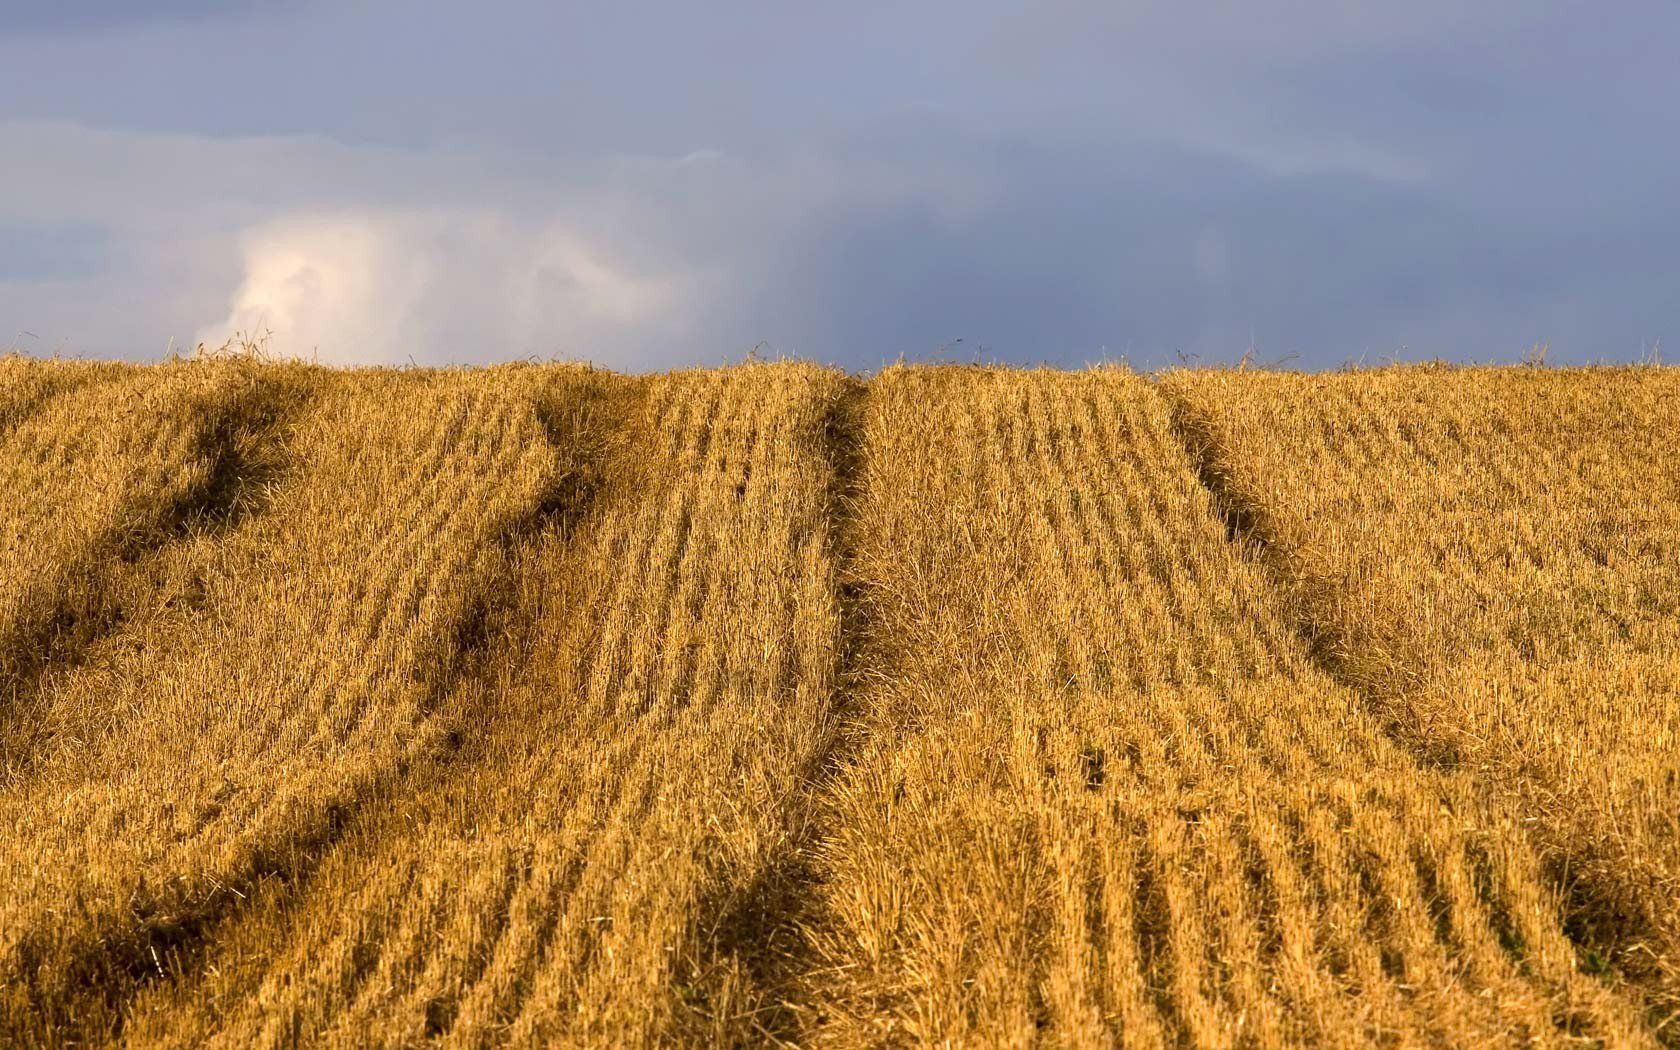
[{"left": 1, "top": 2, "right": 1674, "bottom": 369}]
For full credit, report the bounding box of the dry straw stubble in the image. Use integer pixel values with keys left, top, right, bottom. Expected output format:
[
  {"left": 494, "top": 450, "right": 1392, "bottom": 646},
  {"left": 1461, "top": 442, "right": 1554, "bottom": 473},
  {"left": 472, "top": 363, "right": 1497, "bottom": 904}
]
[
  {"left": 120, "top": 363, "right": 851, "bottom": 1049},
  {"left": 0, "top": 363, "right": 586, "bottom": 1042},
  {"left": 1163, "top": 365, "right": 1680, "bottom": 1030},
  {"left": 798, "top": 366, "right": 1648, "bottom": 1048},
  {"left": 1, "top": 357, "right": 1675, "bottom": 1048}
]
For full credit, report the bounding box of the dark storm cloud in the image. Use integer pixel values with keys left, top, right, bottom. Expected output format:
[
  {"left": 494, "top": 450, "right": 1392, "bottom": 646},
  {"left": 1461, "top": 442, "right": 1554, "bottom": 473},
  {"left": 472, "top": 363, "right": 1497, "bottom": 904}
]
[{"left": 741, "top": 132, "right": 1670, "bottom": 369}]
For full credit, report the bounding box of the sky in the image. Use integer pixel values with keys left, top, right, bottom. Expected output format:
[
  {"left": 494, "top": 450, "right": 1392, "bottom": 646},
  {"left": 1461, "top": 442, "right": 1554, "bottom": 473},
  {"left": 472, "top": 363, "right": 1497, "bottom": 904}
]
[{"left": 1, "top": 2, "right": 1675, "bottom": 371}]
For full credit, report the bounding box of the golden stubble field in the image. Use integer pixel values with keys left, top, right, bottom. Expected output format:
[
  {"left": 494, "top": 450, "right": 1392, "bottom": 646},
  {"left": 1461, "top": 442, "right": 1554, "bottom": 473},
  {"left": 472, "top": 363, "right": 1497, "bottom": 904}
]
[{"left": 1, "top": 354, "right": 1676, "bottom": 1048}]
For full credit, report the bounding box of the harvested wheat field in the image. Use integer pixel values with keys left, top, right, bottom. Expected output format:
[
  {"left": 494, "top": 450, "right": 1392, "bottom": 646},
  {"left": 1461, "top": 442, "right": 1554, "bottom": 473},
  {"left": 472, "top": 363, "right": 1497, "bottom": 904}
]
[{"left": 1, "top": 355, "right": 1676, "bottom": 1048}]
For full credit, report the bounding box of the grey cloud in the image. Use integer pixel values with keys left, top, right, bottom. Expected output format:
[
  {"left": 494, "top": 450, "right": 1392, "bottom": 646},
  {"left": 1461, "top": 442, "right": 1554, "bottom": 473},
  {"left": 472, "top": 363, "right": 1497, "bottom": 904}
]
[
  {"left": 0, "top": 1, "right": 296, "bottom": 35},
  {"left": 739, "top": 133, "right": 1672, "bottom": 369},
  {"left": 0, "top": 2, "right": 1675, "bottom": 368},
  {"left": 1, "top": 116, "right": 1672, "bottom": 369},
  {"left": 0, "top": 122, "right": 1004, "bottom": 366},
  {"left": 0, "top": 220, "right": 109, "bottom": 281}
]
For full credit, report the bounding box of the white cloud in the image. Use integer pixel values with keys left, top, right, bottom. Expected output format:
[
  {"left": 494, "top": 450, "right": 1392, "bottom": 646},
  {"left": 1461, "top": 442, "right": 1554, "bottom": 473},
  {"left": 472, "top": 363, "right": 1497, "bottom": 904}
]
[
  {"left": 199, "top": 214, "right": 430, "bottom": 363},
  {"left": 194, "top": 211, "right": 703, "bottom": 366}
]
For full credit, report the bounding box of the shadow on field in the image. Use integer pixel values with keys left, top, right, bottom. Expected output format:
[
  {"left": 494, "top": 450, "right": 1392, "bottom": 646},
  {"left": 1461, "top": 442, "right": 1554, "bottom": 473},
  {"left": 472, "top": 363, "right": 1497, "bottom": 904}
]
[{"left": 675, "top": 376, "right": 871, "bottom": 1046}]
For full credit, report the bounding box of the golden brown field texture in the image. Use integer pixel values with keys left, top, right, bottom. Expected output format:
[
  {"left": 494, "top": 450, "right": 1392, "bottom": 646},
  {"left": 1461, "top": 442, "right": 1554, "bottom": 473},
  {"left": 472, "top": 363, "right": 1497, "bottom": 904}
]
[{"left": 1, "top": 355, "right": 1676, "bottom": 1048}]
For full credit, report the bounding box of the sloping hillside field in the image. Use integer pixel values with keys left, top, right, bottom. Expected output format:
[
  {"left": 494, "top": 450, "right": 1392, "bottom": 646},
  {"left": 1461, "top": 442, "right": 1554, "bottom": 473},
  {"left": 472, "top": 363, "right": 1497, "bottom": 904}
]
[{"left": 1, "top": 357, "right": 1676, "bottom": 1048}]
